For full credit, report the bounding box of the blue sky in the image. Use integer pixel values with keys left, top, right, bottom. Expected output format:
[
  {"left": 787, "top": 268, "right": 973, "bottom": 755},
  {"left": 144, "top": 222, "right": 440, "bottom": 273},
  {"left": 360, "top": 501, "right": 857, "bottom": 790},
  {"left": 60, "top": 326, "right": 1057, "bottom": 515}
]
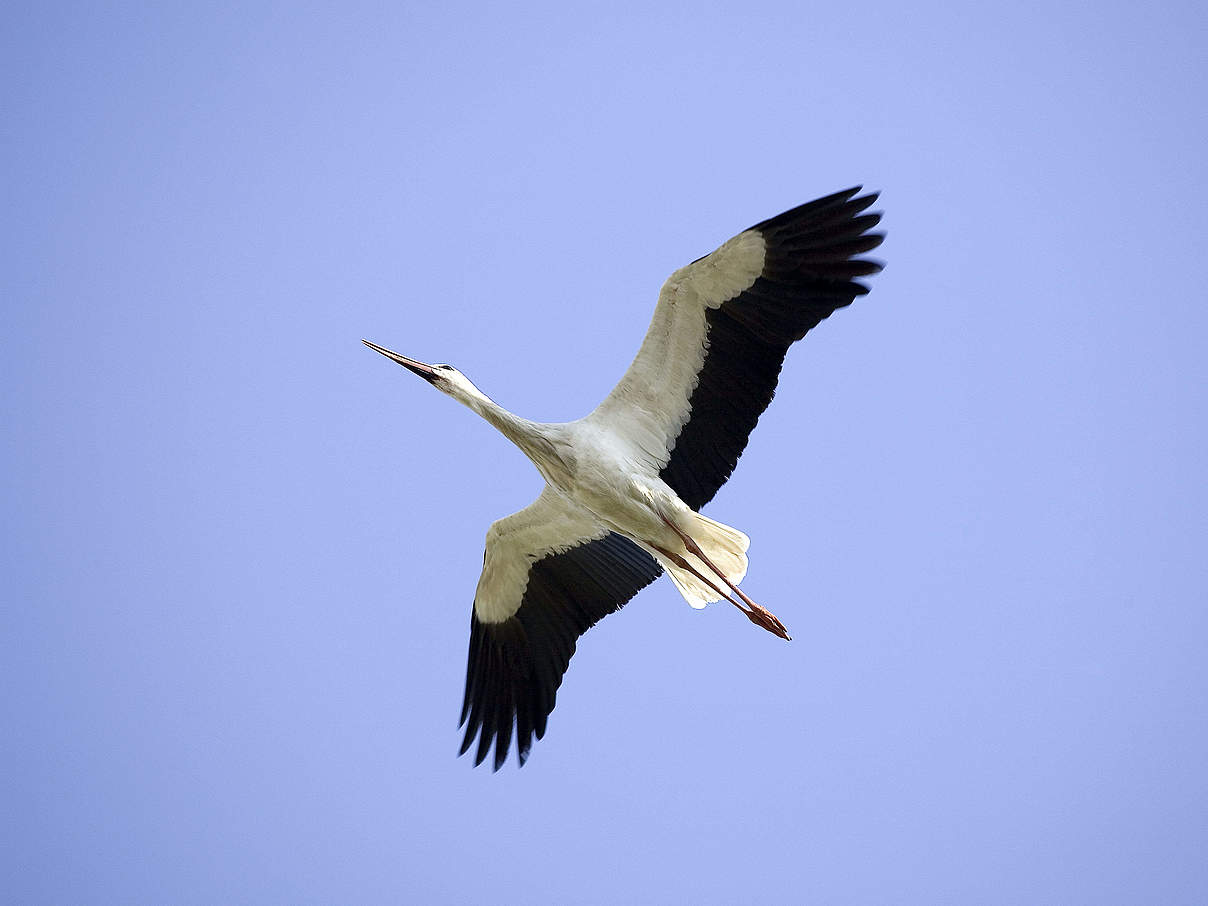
[{"left": 6, "top": 2, "right": 1207, "bottom": 903}]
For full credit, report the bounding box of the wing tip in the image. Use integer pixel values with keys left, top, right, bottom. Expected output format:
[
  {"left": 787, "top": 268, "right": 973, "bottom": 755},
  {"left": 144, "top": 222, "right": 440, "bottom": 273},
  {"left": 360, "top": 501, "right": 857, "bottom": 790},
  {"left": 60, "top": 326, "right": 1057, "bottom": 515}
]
[
  {"left": 456, "top": 728, "right": 532, "bottom": 770},
  {"left": 751, "top": 186, "right": 883, "bottom": 235}
]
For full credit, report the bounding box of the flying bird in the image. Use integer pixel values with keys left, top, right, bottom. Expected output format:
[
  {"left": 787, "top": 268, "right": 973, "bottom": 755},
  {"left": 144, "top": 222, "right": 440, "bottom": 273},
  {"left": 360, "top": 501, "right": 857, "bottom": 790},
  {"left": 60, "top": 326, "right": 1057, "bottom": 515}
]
[{"left": 364, "top": 186, "right": 884, "bottom": 770}]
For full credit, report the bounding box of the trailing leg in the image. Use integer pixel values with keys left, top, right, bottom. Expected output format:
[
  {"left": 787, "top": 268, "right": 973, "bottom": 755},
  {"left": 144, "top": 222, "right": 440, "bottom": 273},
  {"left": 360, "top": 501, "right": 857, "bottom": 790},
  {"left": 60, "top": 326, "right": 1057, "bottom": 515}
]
[{"left": 659, "top": 514, "right": 791, "bottom": 641}]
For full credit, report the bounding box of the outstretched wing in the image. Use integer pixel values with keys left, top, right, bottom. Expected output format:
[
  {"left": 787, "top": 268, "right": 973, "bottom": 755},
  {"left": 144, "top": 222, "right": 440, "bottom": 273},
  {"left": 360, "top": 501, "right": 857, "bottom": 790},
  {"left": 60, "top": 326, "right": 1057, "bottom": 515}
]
[
  {"left": 588, "top": 187, "right": 884, "bottom": 510},
  {"left": 460, "top": 488, "right": 663, "bottom": 770}
]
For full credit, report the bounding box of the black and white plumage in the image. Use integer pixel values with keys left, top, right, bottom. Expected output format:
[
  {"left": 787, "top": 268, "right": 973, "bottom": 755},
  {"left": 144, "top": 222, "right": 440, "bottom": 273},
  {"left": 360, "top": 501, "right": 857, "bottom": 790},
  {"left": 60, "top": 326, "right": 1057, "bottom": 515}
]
[{"left": 364, "top": 187, "right": 884, "bottom": 770}]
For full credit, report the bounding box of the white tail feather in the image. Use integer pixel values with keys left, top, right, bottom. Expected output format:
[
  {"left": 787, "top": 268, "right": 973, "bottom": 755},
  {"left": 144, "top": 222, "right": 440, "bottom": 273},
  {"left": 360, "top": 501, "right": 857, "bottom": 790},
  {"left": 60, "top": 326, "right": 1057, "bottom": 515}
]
[{"left": 656, "top": 512, "right": 750, "bottom": 609}]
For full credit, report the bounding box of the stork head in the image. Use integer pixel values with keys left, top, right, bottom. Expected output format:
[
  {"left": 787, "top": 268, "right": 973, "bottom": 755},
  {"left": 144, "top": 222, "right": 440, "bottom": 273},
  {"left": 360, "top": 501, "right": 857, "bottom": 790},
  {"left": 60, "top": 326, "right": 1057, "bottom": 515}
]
[{"left": 362, "top": 339, "right": 485, "bottom": 407}]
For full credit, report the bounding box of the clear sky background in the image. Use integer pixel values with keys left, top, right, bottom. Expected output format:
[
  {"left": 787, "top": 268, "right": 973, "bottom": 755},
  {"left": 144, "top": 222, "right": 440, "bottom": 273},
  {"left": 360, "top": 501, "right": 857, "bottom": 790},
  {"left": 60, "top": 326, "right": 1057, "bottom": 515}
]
[{"left": 6, "top": 2, "right": 1207, "bottom": 903}]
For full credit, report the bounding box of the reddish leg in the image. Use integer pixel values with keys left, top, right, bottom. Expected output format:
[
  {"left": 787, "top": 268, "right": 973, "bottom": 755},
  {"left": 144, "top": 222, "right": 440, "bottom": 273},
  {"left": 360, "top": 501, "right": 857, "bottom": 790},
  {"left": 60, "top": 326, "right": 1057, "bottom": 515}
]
[
  {"left": 650, "top": 545, "right": 748, "bottom": 614},
  {"left": 658, "top": 515, "right": 792, "bottom": 641}
]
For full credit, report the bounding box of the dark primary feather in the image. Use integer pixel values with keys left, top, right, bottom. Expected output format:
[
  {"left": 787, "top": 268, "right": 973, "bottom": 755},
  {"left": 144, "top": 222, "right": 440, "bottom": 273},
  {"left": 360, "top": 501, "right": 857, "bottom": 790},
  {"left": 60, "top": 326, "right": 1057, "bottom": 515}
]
[
  {"left": 659, "top": 187, "right": 884, "bottom": 510},
  {"left": 459, "top": 532, "right": 662, "bottom": 770}
]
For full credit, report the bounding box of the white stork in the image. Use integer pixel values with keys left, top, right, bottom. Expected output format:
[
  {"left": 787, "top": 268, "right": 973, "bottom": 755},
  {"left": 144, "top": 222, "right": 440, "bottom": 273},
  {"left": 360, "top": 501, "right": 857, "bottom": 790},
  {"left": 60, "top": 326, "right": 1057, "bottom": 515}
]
[{"left": 364, "top": 187, "right": 884, "bottom": 770}]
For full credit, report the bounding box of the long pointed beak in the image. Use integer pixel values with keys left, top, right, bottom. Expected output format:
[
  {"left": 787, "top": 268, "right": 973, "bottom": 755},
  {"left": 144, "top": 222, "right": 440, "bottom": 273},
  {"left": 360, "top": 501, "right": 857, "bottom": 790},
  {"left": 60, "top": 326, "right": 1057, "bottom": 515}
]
[{"left": 362, "top": 339, "right": 440, "bottom": 383}]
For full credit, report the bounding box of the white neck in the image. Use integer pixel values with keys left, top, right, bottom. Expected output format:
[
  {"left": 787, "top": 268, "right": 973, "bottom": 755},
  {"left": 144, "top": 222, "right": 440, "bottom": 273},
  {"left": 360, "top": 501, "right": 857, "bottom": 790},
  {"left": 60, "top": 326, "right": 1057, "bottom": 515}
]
[
  {"left": 463, "top": 390, "right": 535, "bottom": 448},
  {"left": 450, "top": 382, "right": 565, "bottom": 485}
]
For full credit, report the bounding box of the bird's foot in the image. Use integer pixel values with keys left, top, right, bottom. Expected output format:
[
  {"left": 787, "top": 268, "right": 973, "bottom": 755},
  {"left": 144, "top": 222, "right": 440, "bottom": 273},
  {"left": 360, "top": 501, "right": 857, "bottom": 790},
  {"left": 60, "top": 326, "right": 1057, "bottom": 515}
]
[{"left": 739, "top": 600, "right": 792, "bottom": 641}]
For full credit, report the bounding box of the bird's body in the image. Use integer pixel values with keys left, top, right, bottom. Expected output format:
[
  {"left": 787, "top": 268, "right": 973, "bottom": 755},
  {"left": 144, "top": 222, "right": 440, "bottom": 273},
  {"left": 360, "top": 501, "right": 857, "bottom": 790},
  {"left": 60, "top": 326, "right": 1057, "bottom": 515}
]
[{"left": 365, "top": 187, "right": 884, "bottom": 769}]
